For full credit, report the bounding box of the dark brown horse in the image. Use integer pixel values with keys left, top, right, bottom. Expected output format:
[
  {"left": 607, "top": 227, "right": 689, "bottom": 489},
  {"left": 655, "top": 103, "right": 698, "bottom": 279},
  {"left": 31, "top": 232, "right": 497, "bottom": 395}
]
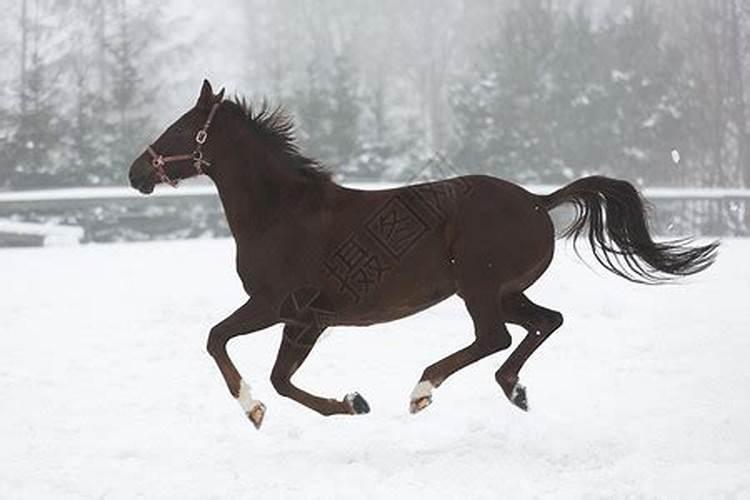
[{"left": 129, "top": 80, "right": 718, "bottom": 429}]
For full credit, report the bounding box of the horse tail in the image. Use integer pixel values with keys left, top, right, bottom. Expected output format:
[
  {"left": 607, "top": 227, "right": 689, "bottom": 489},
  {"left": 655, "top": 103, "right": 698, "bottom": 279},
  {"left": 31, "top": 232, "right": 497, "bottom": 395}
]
[{"left": 537, "top": 176, "right": 719, "bottom": 284}]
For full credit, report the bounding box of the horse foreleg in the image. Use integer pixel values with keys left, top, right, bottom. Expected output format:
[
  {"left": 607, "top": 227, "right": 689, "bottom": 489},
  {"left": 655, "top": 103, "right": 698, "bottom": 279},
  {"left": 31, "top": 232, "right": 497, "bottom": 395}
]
[
  {"left": 270, "top": 325, "right": 370, "bottom": 417},
  {"left": 495, "top": 293, "right": 563, "bottom": 411},
  {"left": 206, "top": 297, "right": 278, "bottom": 429}
]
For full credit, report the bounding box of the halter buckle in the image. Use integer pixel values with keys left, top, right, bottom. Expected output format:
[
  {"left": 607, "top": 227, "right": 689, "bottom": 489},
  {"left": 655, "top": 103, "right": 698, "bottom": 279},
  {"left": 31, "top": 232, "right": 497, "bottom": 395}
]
[
  {"left": 193, "top": 150, "right": 210, "bottom": 174},
  {"left": 195, "top": 129, "right": 208, "bottom": 145},
  {"left": 145, "top": 101, "right": 219, "bottom": 188}
]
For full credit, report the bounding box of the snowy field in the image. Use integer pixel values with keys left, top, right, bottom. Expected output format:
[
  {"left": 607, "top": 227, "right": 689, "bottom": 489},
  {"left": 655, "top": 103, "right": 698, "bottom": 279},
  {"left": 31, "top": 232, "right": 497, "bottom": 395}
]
[{"left": 1, "top": 238, "right": 749, "bottom": 499}]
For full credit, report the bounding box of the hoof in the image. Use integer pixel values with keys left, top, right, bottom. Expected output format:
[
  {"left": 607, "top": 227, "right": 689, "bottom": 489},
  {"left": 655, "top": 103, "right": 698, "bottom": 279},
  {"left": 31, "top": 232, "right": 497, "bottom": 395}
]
[
  {"left": 409, "top": 380, "right": 435, "bottom": 414},
  {"left": 409, "top": 396, "right": 432, "bottom": 414},
  {"left": 345, "top": 393, "right": 370, "bottom": 415},
  {"left": 247, "top": 402, "right": 266, "bottom": 429},
  {"left": 510, "top": 383, "right": 528, "bottom": 412}
]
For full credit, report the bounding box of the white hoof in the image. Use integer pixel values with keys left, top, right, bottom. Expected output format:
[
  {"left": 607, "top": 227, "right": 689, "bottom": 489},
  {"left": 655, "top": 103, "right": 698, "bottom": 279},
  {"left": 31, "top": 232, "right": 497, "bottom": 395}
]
[
  {"left": 409, "top": 381, "right": 435, "bottom": 414},
  {"left": 247, "top": 402, "right": 266, "bottom": 429}
]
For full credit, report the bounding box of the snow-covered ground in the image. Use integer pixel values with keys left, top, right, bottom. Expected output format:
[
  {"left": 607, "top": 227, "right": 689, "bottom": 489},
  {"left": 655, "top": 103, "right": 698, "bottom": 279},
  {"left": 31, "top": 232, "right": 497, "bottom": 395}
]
[{"left": 1, "top": 238, "right": 748, "bottom": 499}]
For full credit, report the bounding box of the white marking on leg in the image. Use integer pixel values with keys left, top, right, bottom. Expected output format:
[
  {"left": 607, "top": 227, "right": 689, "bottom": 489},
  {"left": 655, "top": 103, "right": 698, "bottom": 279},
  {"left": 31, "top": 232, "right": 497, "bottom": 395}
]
[
  {"left": 511, "top": 382, "right": 523, "bottom": 400},
  {"left": 410, "top": 381, "right": 435, "bottom": 401},
  {"left": 237, "top": 379, "right": 262, "bottom": 414}
]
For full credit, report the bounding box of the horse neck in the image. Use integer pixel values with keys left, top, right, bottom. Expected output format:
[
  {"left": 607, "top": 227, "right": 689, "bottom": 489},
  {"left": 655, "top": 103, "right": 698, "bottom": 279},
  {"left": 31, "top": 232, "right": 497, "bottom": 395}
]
[{"left": 206, "top": 126, "right": 331, "bottom": 244}]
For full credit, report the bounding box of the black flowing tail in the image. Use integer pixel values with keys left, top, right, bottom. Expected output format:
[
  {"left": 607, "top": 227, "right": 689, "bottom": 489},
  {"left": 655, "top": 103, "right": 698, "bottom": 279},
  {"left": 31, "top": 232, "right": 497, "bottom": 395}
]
[{"left": 537, "top": 176, "right": 719, "bottom": 284}]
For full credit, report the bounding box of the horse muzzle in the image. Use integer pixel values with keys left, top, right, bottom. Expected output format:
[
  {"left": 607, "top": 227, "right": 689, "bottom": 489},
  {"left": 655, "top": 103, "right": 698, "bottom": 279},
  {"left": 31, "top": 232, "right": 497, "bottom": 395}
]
[{"left": 128, "top": 155, "right": 157, "bottom": 194}]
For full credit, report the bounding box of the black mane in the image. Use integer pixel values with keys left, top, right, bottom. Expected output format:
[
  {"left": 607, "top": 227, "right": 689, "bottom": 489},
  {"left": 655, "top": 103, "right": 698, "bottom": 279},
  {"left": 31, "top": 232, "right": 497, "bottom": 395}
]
[{"left": 227, "top": 97, "right": 332, "bottom": 183}]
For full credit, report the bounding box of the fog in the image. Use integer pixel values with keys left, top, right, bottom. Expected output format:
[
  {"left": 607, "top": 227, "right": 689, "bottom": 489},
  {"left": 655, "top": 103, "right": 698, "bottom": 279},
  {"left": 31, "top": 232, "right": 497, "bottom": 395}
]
[
  {"left": 0, "top": 0, "right": 748, "bottom": 188},
  {"left": 1, "top": 5, "right": 748, "bottom": 499}
]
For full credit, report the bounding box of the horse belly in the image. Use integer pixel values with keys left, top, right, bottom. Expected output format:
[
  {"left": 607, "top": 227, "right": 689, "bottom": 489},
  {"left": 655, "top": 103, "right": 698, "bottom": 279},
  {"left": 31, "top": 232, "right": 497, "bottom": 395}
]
[{"left": 330, "top": 233, "right": 456, "bottom": 326}]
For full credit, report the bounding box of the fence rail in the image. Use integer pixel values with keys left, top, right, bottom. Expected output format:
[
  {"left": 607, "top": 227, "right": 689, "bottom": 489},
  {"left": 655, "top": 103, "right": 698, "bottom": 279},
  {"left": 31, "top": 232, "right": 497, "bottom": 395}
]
[
  {"left": 0, "top": 182, "right": 747, "bottom": 246},
  {"left": 3, "top": 183, "right": 749, "bottom": 203}
]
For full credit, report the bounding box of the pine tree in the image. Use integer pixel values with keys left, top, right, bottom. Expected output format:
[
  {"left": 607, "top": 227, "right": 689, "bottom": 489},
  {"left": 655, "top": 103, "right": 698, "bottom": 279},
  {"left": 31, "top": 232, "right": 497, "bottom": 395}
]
[
  {"left": 451, "top": 0, "right": 693, "bottom": 186},
  {"left": 100, "top": 0, "right": 160, "bottom": 185},
  {"left": 293, "top": 47, "right": 362, "bottom": 177},
  {"left": 0, "top": 0, "right": 171, "bottom": 188},
  {"left": 62, "top": 0, "right": 109, "bottom": 186},
  {"left": 7, "top": 0, "right": 68, "bottom": 188},
  {"left": 546, "top": 5, "right": 611, "bottom": 180},
  {"left": 327, "top": 51, "right": 361, "bottom": 175},
  {"left": 601, "top": 1, "right": 687, "bottom": 186},
  {"left": 451, "top": 0, "right": 561, "bottom": 183},
  {"left": 667, "top": 0, "right": 750, "bottom": 187}
]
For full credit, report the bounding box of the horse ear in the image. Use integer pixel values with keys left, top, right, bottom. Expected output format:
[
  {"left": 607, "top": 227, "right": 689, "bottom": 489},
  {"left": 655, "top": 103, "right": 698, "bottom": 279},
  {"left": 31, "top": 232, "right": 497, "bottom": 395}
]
[
  {"left": 216, "top": 87, "right": 225, "bottom": 102},
  {"left": 198, "top": 79, "right": 214, "bottom": 106}
]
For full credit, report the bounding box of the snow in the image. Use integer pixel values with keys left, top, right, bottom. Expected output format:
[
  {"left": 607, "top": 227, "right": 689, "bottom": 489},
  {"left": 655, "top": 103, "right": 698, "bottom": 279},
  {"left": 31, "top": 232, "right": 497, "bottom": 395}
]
[
  {"left": 671, "top": 149, "right": 681, "bottom": 165},
  {"left": 0, "top": 219, "right": 83, "bottom": 246},
  {"left": 1, "top": 238, "right": 749, "bottom": 499}
]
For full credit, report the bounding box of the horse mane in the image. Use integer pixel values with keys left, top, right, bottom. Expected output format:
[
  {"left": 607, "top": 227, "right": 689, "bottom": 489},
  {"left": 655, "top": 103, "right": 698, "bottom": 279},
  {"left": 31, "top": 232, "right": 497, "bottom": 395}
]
[{"left": 227, "top": 97, "right": 332, "bottom": 183}]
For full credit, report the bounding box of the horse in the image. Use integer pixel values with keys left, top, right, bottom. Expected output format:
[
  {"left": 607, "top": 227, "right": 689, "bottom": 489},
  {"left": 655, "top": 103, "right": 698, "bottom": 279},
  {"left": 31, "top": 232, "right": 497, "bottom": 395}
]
[{"left": 128, "top": 80, "right": 718, "bottom": 429}]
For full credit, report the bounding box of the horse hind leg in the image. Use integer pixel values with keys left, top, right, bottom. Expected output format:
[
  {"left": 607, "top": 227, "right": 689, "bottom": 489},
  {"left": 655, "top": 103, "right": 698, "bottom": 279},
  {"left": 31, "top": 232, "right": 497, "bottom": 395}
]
[
  {"left": 270, "top": 324, "right": 371, "bottom": 417},
  {"left": 496, "top": 293, "right": 563, "bottom": 411},
  {"left": 409, "top": 293, "right": 512, "bottom": 414}
]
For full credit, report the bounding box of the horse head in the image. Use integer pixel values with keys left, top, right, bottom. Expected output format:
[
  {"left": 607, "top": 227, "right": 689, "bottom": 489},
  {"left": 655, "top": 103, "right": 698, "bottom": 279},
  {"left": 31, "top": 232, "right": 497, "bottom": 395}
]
[{"left": 129, "top": 79, "right": 224, "bottom": 193}]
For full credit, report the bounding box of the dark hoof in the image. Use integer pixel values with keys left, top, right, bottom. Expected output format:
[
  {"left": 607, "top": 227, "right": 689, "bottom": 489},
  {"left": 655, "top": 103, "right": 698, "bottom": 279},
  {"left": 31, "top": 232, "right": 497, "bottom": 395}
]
[
  {"left": 345, "top": 392, "right": 370, "bottom": 415},
  {"left": 511, "top": 383, "right": 528, "bottom": 412}
]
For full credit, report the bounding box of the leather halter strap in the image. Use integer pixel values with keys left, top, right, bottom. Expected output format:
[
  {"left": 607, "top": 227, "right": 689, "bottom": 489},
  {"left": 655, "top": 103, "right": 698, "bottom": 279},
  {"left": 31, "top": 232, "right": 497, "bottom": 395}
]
[{"left": 146, "top": 101, "right": 221, "bottom": 187}]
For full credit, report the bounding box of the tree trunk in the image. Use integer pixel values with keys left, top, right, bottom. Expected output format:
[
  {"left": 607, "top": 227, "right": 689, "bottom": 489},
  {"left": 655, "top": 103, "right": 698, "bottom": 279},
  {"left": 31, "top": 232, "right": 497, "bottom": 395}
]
[
  {"left": 728, "top": 0, "right": 749, "bottom": 187},
  {"left": 20, "top": 0, "right": 27, "bottom": 115}
]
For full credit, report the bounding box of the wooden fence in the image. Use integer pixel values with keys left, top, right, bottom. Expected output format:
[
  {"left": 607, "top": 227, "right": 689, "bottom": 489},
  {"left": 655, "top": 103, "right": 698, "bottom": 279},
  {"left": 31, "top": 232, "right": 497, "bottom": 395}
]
[{"left": 0, "top": 183, "right": 747, "bottom": 246}]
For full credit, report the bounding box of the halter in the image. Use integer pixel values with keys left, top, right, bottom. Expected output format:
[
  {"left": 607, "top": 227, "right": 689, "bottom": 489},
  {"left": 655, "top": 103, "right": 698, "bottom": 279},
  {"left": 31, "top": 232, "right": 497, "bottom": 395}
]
[{"left": 146, "top": 101, "right": 221, "bottom": 187}]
